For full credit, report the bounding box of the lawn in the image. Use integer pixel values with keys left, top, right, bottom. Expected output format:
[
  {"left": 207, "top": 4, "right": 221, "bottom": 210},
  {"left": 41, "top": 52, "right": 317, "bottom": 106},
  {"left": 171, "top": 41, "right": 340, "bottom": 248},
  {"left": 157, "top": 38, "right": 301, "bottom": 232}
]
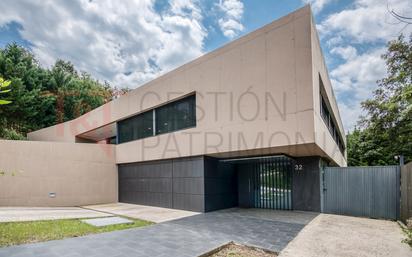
[{"left": 0, "top": 217, "right": 152, "bottom": 247}]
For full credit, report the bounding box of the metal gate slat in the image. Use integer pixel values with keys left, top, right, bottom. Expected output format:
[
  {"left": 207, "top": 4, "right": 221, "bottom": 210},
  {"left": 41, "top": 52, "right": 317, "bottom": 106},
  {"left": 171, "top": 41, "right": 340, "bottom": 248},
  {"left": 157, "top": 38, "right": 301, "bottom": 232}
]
[
  {"left": 283, "top": 158, "right": 286, "bottom": 210},
  {"left": 266, "top": 158, "right": 271, "bottom": 209},
  {"left": 280, "top": 159, "right": 283, "bottom": 209},
  {"left": 264, "top": 159, "right": 268, "bottom": 209},
  {"left": 280, "top": 158, "right": 284, "bottom": 210},
  {"left": 270, "top": 158, "right": 274, "bottom": 209},
  {"left": 275, "top": 158, "right": 278, "bottom": 210}
]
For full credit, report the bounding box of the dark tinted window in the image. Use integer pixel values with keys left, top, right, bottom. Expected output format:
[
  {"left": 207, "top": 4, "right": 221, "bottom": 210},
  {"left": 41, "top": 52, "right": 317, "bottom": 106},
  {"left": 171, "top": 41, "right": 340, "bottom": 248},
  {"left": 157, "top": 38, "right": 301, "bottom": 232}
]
[
  {"left": 319, "top": 76, "right": 345, "bottom": 154},
  {"left": 118, "top": 110, "right": 153, "bottom": 143},
  {"left": 321, "top": 97, "right": 329, "bottom": 123},
  {"left": 155, "top": 95, "right": 196, "bottom": 135},
  {"left": 117, "top": 94, "right": 196, "bottom": 144}
]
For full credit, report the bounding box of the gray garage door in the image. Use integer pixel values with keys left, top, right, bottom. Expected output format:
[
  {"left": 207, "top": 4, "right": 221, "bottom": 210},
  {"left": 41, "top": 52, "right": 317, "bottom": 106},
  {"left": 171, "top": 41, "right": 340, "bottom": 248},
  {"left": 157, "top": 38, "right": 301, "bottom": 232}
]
[
  {"left": 323, "top": 166, "right": 400, "bottom": 220},
  {"left": 118, "top": 157, "right": 205, "bottom": 212},
  {"left": 119, "top": 156, "right": 239, "bottom": 213}
]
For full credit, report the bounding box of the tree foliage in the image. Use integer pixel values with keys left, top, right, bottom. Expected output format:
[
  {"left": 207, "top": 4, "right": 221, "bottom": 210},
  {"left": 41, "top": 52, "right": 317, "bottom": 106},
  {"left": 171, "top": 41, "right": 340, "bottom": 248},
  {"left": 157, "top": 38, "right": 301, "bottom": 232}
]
[
  {"left": 0, "top": 77, "right": 12, "bottom": 105},
  {"left": 0, "top": 43, "right": 124, "bottom": 139},
  {"left": 347, "top": 34, "right": 412, "bottom": 166}
]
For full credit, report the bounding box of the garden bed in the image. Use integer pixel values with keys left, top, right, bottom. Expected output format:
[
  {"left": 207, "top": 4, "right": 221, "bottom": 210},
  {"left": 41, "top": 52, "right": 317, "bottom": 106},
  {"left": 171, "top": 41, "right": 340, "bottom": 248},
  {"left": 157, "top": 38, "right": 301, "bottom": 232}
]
[{"left": 203, "top": 242, "right": 277, "bottom": 257}]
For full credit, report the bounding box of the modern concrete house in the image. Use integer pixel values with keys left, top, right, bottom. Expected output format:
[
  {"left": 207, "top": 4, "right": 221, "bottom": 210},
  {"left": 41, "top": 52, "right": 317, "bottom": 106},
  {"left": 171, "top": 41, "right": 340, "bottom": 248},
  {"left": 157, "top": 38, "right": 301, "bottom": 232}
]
[{"left": 0, "top": 6, "right": 346, "bottom": 212}]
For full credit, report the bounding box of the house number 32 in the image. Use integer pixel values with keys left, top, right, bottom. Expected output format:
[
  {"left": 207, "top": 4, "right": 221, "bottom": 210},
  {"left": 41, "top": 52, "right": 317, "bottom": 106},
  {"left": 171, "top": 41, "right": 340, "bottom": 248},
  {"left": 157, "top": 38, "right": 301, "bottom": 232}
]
[{"left": 295, "top": 164, "right": 303, "bottom": 171}]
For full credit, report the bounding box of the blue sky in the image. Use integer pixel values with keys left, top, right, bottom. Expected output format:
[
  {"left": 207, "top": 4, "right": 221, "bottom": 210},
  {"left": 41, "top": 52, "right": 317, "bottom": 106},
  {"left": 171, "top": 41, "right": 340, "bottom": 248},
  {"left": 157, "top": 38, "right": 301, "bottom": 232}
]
[{"left": 0, "top": 0, "right": 411, "bottom": 131}]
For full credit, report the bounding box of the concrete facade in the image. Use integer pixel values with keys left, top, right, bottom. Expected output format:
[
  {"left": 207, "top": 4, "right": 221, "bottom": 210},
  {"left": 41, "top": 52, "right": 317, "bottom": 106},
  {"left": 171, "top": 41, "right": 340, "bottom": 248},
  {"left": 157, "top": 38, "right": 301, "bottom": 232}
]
[
  {"left": 0, "top": 6, "right": 347, "bottom": 210},
  {"left": 27, "top": 6, "right": 346, "bottom": 166},
  {"left": 0, "top": 140, "right": 117, "bottom": 206}
]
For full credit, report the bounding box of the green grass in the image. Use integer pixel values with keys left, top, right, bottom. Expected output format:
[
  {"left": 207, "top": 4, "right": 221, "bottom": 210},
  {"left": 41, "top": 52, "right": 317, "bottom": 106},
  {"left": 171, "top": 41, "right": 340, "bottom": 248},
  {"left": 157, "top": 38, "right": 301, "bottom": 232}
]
[
  {"left": 0, "top": 217, "right": 153, "bottom": 247},
  {"left": 402, "top": 227, "right": 412, "bottom": 247}
]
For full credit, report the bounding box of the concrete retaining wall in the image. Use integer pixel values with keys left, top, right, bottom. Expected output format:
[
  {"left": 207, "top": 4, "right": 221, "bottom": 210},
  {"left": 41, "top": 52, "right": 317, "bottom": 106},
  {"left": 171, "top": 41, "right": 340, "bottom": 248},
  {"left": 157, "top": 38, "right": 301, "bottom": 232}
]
[{"left": 0, "top": 140, "right": 117, "bottom": 206}]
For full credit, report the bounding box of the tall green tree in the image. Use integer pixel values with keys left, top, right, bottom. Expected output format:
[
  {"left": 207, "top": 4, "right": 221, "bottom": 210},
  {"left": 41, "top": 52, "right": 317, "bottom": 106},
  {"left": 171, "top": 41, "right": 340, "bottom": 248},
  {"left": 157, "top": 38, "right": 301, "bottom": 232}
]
[
  {"left": 0, "top": 43, "right": 120, "bottom": 139},
  {"left": 347, "top": 34, "right": 412, "bottom": 166}
]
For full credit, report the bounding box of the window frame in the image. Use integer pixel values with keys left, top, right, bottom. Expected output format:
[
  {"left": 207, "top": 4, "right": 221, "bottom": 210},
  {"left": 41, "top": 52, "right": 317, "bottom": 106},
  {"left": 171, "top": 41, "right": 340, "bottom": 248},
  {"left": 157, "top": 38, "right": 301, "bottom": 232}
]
[{"left": 117, "top": 93, "right": 196, "bottom": 144}]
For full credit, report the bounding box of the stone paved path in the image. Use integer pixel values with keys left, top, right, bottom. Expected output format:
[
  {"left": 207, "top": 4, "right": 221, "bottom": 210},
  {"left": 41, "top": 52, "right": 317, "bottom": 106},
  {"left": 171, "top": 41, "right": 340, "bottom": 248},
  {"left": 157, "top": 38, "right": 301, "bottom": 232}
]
[
  {"left": 0, "top": 208, "right": 317, "bottom": 257},
  {"left": 0, "top": 207, "right": 110, "bottom": 222}
]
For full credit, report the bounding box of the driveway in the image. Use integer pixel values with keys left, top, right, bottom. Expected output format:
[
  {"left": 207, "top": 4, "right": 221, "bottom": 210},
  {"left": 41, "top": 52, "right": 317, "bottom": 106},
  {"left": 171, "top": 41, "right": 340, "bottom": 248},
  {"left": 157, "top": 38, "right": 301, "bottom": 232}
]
[
  {"left": 83, "top": 203, "right": 198, "bottom": 223},
  {"left": 0, "top": 208, "right": 317, "bottom": 257},
  {"left": 279, "top": 214, "right": 411, "bottom": 257}
]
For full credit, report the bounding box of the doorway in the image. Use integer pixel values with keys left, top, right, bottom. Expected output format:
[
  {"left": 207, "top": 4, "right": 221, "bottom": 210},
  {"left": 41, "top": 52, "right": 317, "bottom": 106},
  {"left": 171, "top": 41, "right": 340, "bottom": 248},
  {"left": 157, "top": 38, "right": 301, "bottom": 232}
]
[{"left": 221, "top": 155, "right": 294, "bottom": 210}]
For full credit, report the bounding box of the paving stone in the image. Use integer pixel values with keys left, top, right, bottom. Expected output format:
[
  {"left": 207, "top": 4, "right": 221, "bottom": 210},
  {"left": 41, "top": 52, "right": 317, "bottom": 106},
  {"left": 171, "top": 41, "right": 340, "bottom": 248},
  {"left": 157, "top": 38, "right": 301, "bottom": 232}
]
[
  {"left": 0, "top": 208, "right": 317, "bottom": 257},
  {"left": 81, "top": 217, "right": 133, "bottom": 227}
]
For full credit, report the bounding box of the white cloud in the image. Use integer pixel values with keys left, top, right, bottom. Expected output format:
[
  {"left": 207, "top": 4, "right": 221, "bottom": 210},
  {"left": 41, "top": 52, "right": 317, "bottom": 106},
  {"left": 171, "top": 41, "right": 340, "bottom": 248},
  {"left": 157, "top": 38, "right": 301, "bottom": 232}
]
[
  {"left": 319, "top": 0, "right": 412, "bottom": 131},
  {"left": 302, "top": 0, "right": 331, "bottom": 13},
  {"left": 337, "top": 101, "right": 365, "bottom": 132},
  {"left": 325, "top": 35, "right": 343, "bottom": 47},
  {"left": 0, "top": 0, "right": 207, "bottom": 88},
  {"left": 320, "top": 0, "right": 412, "bottom": 43},
  {"left": 215, "top": 0, "right": 244, "bottom": 38},
  {"left": 331, "top": 48, "right": 386, "bottom": 96},
  {"left": 330, "top": 46, "right": 358, "bottom": 61},
  {"left": 331, "top": 48, "right": 387, "bottom": 131}
]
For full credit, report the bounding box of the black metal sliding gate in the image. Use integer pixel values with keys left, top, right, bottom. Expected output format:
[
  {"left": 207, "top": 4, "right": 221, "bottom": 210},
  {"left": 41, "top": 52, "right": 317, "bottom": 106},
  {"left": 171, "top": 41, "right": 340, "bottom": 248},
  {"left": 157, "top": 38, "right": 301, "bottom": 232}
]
[{"left": 224, "top": 156, "right": 294, "bottom": 210}]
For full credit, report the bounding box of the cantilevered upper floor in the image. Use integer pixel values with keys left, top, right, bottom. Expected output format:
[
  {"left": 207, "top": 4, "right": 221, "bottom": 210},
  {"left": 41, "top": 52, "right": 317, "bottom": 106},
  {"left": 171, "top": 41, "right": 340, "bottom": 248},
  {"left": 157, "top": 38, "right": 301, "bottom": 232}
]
[{"left": 28, "top": 5, "right": 347, "bottom": 166}]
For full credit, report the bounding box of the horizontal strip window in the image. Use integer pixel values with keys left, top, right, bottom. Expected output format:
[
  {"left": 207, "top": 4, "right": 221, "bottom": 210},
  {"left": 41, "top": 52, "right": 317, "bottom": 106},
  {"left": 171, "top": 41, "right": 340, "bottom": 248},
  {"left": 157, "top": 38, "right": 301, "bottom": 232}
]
[
  {"left": 118, "top": 110, "right": 154, "bottom": 144},
  {"left": 155, "top": 94, "right": 196, "bottom": 135},
  {"left": 319, "top": 76, "right": 345, "bottom": 154},
  {"left": 117, "top": 94, "right": 196, "bottom": 144}
]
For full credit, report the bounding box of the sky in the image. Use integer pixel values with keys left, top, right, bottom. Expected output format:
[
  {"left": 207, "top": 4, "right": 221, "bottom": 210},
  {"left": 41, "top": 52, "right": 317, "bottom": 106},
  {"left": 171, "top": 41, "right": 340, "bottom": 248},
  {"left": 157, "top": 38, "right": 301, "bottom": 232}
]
[{"left": 0, "top": 0, "right": 411, "bottom": 132}]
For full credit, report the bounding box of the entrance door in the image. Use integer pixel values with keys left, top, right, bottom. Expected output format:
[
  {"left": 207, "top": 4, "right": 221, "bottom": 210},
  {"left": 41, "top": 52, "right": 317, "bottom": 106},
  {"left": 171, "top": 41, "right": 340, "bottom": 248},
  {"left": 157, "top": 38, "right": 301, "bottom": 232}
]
[
  {"left": 237, "top": 163, "right": 255, "bottom": 208},
  {"left": 233, "top": 156, "right": 293, "bottom": 210}
]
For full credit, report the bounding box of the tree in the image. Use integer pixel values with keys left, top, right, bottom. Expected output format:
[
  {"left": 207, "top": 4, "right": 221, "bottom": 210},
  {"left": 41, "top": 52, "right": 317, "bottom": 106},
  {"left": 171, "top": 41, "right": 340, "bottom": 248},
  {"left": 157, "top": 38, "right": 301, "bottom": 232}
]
[
  {"left": 0, "top": 77, "right": 12, "bottom": 105},
  {"left": 347, "top": 34, "right": 412, "bottom": 166},
  {"left": 347, "top": 127, "right": 366, "bottom": 166},
  {"left": 0, "top": 43, "right": 124, "bottom": 139}
]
